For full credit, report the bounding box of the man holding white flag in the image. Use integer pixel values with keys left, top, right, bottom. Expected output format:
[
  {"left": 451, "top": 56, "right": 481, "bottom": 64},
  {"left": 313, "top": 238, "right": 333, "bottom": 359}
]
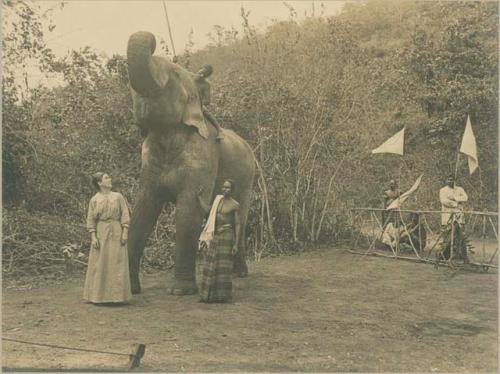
[
  {"left": 382, "top": 179, "right": 401, "bottom": 226},
  {"left": 386, "top": 174, "right": 424, "bottom": 210},
  {"left": 372, "top": 127, "right": 405, "bottom": 227}
]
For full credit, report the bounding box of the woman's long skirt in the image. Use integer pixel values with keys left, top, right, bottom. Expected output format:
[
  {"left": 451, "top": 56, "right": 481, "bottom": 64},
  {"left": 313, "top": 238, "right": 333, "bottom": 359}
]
[
  {"left": 199, "top": 227, "right": 234, "bottom": 303},
  {"left": 83, "top": 220, "right": 132, "bottom": 303}
]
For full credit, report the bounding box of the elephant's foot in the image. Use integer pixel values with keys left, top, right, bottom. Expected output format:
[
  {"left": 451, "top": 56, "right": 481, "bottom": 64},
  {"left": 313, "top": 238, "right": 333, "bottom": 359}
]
[
  {"left": 167, "top": 279, "right": 198, "bottom": 296},
  {"left": 130, "top": 276, "right": 142, "bottom": 294}
]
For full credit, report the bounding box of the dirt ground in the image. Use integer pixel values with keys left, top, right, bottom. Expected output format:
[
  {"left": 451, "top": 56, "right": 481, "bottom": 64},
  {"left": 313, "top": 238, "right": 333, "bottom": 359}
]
[{"left": 2, "top": 247, "right": 498, "bottom": 372}]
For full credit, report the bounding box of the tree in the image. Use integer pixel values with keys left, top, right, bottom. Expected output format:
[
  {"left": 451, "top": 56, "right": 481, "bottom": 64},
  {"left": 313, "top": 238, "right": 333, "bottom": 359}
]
[{"left": 2, "top": 0, "right": 58, "bottom": 204}]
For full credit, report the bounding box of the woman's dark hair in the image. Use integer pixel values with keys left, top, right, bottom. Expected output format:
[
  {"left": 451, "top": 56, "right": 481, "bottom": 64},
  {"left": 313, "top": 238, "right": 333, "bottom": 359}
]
[{"left": 91, "top": 172, "right": 105, "bottom": 191}]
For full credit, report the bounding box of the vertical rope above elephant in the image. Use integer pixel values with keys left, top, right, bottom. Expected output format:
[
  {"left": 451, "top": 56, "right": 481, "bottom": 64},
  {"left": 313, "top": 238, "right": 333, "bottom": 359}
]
[{"left": 162, "top": 1, "right": 177, "bottom": 58}]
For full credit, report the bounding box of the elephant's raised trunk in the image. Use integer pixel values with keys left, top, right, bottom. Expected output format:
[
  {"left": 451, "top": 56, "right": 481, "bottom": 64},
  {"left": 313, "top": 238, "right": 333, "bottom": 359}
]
[{"left": 127, "top": 31, "right": 163, "bottom": 97}]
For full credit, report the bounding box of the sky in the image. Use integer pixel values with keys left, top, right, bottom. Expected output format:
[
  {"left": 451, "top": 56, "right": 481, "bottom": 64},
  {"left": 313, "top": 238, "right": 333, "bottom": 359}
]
[{"left": 38, "top": 1, "right": 346, "bottom": 58}]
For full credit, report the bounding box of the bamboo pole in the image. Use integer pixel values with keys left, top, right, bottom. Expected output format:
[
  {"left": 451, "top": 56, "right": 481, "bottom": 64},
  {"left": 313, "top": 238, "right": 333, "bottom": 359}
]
[
  {"left": 422, "top": 214, "right": 435, "bottom": 236},
  {"left": 486, "top": 217, "right": 499, "bottom": 265},
  {"left": 350, "top": 208, "right": 498, "bottom": 216},
  {"left": 371, "top": 210, "right": 388, "bottom": 252},
  {"left": 348, "top": 207, "right": 498, "bottom": 271},
  {"left": 453, "top": 151, "right": 460, "bottom": 184},
  {"left": 161, "top": 1, "right": 177, "bottom": 57},
  {"left": 418, "top": 213, "right": 423, "bottom": 254},
  {"left": 486, "top": 246, "right": 498, "bottom": 266},
  {"left": 347, "top": 249, "right": 498, "bottom": 269},
  {"left": 395, "top": 158, "right": 402, "bottom": 257},
  {"left": 488, "top": 216, "right": 498, "bottom": 239},
  {"left": 424, "top": 228, "right": 447, "bottom": 260},
  {"left": 370, "top": 210, "right": 375, "bottom": 245},
  {"left": 398, "top": 210, "right": 421, "bottom": 259},
  {"left": 449, "top": 214, "right": 455, "bottom": 265},
  {"left": 481, "top": 215, "right": 487, "bottom": 266},
  {"left": 371, "top": 209, "right": 383, "bottom": 228},
  {"left": 362, "top": 211, "right": 397, "bottom": 257}
]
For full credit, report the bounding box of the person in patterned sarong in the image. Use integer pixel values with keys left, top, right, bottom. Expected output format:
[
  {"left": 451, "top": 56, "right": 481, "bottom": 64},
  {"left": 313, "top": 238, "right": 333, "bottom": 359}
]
[{"left": 197, "top": 180, "right": 241, "bottom": 303}]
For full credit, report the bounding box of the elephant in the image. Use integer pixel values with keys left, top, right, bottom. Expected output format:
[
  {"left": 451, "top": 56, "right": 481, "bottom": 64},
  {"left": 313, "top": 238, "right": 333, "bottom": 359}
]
[{"left": 126, "top": 31, "right": 255, "bottom": 295}]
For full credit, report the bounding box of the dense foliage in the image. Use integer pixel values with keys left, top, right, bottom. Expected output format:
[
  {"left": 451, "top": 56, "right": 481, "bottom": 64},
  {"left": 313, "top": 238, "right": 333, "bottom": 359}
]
[
  {"left": 188, "top": 0, "right": 498, "bottom": 254},
  {"left": 2, "top": 1, "right": 498, "bottom": 278}
]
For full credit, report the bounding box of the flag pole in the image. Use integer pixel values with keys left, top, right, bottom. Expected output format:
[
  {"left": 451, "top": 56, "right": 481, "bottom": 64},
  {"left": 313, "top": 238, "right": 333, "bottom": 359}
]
[
  {"left": 454, "top": 115, "right": 468, "bottom": 185},
  {"left": 453, "top": 148, "right": 460, "bottom": 188},
  {"left": 396, "top": 155, "right": 403, "bottom": 257},
  {"left": 449, "top": 144, "right": 460, "bottom": 263}
]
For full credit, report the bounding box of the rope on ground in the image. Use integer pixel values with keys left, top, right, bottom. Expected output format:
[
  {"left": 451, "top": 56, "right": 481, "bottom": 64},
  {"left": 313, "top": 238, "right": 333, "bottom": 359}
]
[{"left": 2, "top": 337, "right": 131, "bottom": 357}]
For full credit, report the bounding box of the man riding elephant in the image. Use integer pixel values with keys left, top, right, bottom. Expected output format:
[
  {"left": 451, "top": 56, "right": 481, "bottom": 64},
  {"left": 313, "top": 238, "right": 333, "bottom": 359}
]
[
  {"left": 126, "top": 31, "right": 255, "bottom": 295},
  {"left": 193, "top": 64, "right": 224, "bottom": 141}
]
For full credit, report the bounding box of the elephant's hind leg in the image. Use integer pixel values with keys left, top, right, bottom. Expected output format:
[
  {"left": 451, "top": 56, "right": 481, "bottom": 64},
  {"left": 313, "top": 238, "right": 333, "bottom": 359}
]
[
  {"left": 234, "top": 187, "right": 252, "bottom": 277},
  {"left": 128, "top": 189, "right": 164, "bottom": 294}
]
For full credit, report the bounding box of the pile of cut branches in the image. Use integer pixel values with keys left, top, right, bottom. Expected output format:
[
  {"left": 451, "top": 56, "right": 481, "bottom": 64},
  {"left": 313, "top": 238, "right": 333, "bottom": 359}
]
[
  {"left": 2, "top": 208, "right": 88, "bottom": 279},
  {"left": 2, "top": 207, "right": 179, "bottom": 281}
]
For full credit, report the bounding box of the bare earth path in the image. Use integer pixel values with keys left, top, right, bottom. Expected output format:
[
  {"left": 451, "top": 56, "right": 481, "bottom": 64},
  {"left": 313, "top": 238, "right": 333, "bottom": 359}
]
[{"left": 2, "top": 248, "right": 498, "bottom": 372}]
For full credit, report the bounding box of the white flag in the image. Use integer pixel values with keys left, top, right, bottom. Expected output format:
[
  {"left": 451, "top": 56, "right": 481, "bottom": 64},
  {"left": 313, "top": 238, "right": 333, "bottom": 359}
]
[
  {"left": 459, "top": 115, "right": 478, "bottom": 175},
  {"left": 371, "top": 128, "right": 405, "bottom": 155},
  {"left": 386, "top": 174, "right": 423, "bottom": 210}
]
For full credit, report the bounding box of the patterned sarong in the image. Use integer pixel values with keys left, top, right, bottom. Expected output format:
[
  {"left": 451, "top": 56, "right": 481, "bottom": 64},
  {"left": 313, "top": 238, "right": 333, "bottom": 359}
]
[{"left": 199, "top": 225, "right": 234, "bottom": 303}]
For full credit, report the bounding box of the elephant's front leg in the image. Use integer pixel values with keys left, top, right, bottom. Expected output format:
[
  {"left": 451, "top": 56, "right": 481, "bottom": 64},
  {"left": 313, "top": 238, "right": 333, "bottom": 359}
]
[
  {"left": 128, "top": 187, "right": 164, "bottom": 294},
  {"left": 168, "top": 193, "right": 203, "bottom": 295}
]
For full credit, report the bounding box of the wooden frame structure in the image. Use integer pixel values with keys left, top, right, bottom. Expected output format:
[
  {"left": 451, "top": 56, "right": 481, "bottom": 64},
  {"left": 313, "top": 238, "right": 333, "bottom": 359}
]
[{"left": 348, "top": 208, "right": 498, "bottom": 271}]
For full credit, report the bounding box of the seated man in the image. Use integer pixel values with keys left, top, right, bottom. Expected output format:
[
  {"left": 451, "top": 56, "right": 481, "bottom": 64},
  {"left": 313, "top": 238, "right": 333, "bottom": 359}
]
[
  {"left": 399, "top": 213, "right": 427, "bottom": 253},
  {"left": 381, "top": 222, "right": 398, "bottom": 248},
  {"left": 381, "top": 222, "right": 412, "bottom": 252},
  {"left": 193, "top": 65, "right": 224, "bottom": 141}
]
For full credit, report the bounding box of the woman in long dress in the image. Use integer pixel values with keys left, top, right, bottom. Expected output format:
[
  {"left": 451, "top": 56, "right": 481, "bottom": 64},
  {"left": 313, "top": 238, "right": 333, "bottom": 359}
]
[
  {"left": 83, "top": 172, "right": 132, "bottom": 304},
  {"left": 197, "top": 180, "right": 241, "bottom": 303}
]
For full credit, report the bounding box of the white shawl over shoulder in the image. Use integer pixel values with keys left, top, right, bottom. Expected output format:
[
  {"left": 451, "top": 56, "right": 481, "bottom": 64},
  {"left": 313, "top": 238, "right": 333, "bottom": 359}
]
[{"left": 199, "top": 195, "right": 224, "bottom": 247}]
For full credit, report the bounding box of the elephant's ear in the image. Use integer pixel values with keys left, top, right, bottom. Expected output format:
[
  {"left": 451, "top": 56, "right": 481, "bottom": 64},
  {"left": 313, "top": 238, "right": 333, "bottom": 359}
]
[{"left": 178, "top": 71, "right": 209, "bottom": 139}]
